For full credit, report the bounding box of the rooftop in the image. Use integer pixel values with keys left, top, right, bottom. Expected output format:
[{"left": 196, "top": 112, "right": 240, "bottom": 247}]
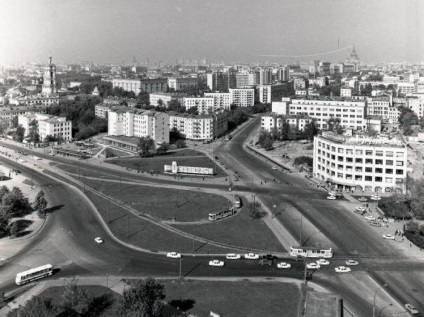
[{"left": 318, "top": 132, "right": 405, "bottom": 148}]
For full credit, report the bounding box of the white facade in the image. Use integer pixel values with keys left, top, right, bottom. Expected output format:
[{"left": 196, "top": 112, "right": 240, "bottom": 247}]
[
  {"left": 18, "top": 114, "right": 50, "bottom": 137},
  {"left": 112, "top": 78, "right": 141, "bottom": 94},
  {"left": 407, "top": 96, "right": 424, "bottom": 118},
  {"left": 167, "top": 77, "right": 198, "bottom": 91},
  {"left": 367, "top": 99, "right": 399, "bottom": 122},
  {"left": 150, "top": 93, "right": 173, "bottom": 107},
  {"left": 204, "top": 92, "right": 231, "bottom": 110},
  {"left": 287, "top": 98, "right": 366, "bottom": 130},
  {"left": 258, "top": 85, "right": 272, "bottom": 103},
  {"left": 38, "top": 116, "right": 72, "bottom": 141},
  {"left": 108, "top": 109, "right": 169, "bottom": 144},
  {"left": 169, "top": 112, "right": 228, "bottom": 140},
  {"left": 95, "top": 104, "right": 112, "bottom": 118},
  {"left": 271, "top": 100, "right": 289, "bottom": 115},
  {"left": 340, "top": 88, "right": 352, "bottom": 98},
  {"left": 314, "top": 133, "right": 407, "bottom": 194},
  {"left": 261, "top": 114, "right": 311, "bottom": 132},
  {"left": 183, "top": 97, "right": 215, "bottom": 114},
  {"left": 293, "top": 79, "right": 307, "bottom": 90},
  {"left": 229, "top": 88, "right": 255, "bottom": 107}
]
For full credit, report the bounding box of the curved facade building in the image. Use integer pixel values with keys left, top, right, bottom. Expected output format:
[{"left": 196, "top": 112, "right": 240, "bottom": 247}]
[{"left": 313, "top": 133, "right": 407, "bottom": 194}]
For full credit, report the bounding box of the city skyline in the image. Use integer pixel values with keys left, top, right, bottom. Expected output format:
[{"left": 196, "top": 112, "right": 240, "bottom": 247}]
[{"left": 1, "top": 0, "right": 423, "bottom": 65}]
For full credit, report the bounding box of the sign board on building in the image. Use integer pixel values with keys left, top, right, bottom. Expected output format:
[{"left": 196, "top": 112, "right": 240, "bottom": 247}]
[{"left": 164, "top": 161, "right": 214, "bottom": 175}]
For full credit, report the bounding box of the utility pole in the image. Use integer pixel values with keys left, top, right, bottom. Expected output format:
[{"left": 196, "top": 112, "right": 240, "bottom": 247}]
[{"left": 299, "top": 215, "right": 303, "bottom": 246}]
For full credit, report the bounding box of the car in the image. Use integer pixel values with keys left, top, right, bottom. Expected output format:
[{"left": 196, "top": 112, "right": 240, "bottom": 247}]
[
  {"left": 335, "top": 266, "right": 351, "bottom": 273},
  {"left": 244, "top": 253, "right": 259, "bottom": 260},
  {"left": 262, "top": 254, "right": 278, "bottom": 261},
  {"left": 316, "top": 259, "right": 330, "bottom": 265},
  {"left": 306, "top": 263, "right": 321, "bottom": 270},
  {"left": 358, "top": 197, "right": 367, "bottom": 202},
  {"left": 277, "top": 262, "right": 291, "bottom": 269},
  {"left": 404, "top": 303, "right": 419, "bottom": 315},
  {"left": 383, "top": 234, "right": 395, "bottom": 240},
  {"left": 272, "top": 166, "right": 278, "bottom": 170},
  {"left": 226, "top": 253, "right": 241, "bottom": 260},
  {"left": 345, "top": 260, "right": 359, "bottom": 266},
  {"left": 209, "top": 260, "right": 224, "bottom": 267},
  {"left": 327, "top": 196, "right": 336, "bottom": 200},
  {"left": 259, "top": 259, "right": 273, "bottom": 266},
  {"left": 369, "top": 220, "right": 381, "bottom": 227},
  {"left": 166, "top": 252, "right": 181, "bottom": 258},
  {"left": 354, "top": 208, "right": 366, "bottom": 215},
  {"left": 355, "top": 206, "right": 366, "bottom": 212},
  {"left": 365, "top": 215, "right": 376, "bottom": 221},
  {"left": 94, "top": 237, "right": 104, "bottom": 244},
  {"left": 371, "top": 195, "right": 381, "bottom": 201}
]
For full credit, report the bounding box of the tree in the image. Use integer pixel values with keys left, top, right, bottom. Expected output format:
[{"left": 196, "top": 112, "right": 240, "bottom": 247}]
[
  {"left": 2, "top": 186, "right": 29, "bottom": 216},
  {"left": 175, "top": 139, "right": 186, "bottom": 149},
  {"left": 280, "top": 121, "right": 290, "bottom": 141},
  {"left": 11, "top": 116, "right": 19, "bottom": 128},
  {"left": 398, "top": 106, "right": 418, "bottom": 133},
  {"left": 15, "top": 296, "right": 56, "bottom": 317},
  {"left": 187, "top": 106, "right": 198, "bottom": 115},
  {"left": 28, "top": 120, "right": 40, "bottom": 143},
  {"left": 0, "top": 185, "right": 10, "bottom": 201},
  {"left": 14, "top": 126, "right": 25, "bottom": 142},
  {"left": 116, "top": 278, "right": 165, "bottom": 317},
  {"left": 257, "top": 131, "right": 274, "bottom": 150},
  {"left": 33, "top": 190, "right": 48, "bottom": 217},
  {"left": 326, "top": 117, "right": 344, "bottom": 134},
  {"left": 60, "top": 277, "right": 91, "bottom": 315},
  {"left": 303, "top": 120, "right": 318, "bottom": 140},
  {"left": 249, "top": 201, "right": 266, "bottom": 219},
  {"left": 138, "top": 137, "right": 155, "bottom": 157},
  {"left": 167, "top": 99, "right": 182, "bottom": 112}
]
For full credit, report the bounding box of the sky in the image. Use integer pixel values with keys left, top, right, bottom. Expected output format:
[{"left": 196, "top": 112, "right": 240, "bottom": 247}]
[{"left": 0, "top": 0, "right": 423, "bottom": 65}]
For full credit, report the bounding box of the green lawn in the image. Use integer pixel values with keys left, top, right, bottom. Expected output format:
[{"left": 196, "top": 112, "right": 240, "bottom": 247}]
[
  {"left": 174, "top": 196, "right": 286, "bottom": 253},
  {"left": 162, "top": 279, "right": 301, "bottom": 317}
]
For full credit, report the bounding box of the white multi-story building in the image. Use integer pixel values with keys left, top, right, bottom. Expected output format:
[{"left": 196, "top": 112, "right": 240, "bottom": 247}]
[
  {"left": 183, "top": 97, "right": 215, "bottom": 114},
  {"left": 95, "top": 104, "right": 112, "bottom": 118},
  {"left": 229, "top": 88, "right": 255, "bottom": 107},
  {"left": 340, "top": 87, "right": 352, "bottom": 98},
  {"left": 204, "top": 92, "right": 231, "bottom": 110},
  {"left": 282, "top": 98, "right": 366, "bottom": 130},
  {"left": 314, "top": 133, "right": 407, "bottom": 194},
  {"left": 261, "top": 114, "right": 312, "bottom": 132},
  {"left": 258, "top": 85, "right": 272, "bottom": 103},
  {"left": 407, "top": 96, "right": 424, "bottom": 118},
  {"left": 293, "top": 78, "right": 307, "bottom": 90},
  {"left": 397, "top": 82, "right": 415, "bottom": 95},
  {"left": 18, "top": 113, "right": 71, "bottom": 141},
  {"left": 167, "top": 77, "right": 198, "bottom": 91},
  {"left": 112, "top": 78, "right": 141, "bottom": 94},
  {"left": 367, "top": 98, "right": 399, "bottom": 123},
  {"left": 169, "top": 111, "right": 228, "bottom": 140},
  {"left": 236, "top": 73, "right": 256, "bottom": 88},
  {"left": 108, "top": 109, "right": 169, "bottom": 144},
  {"left": 149, "top": 93, "right": 187, "bottom": 107}
]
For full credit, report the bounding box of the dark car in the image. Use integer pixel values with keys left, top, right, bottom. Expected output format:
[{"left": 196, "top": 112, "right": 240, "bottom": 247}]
[
  {"left": 262, "top": 254, "right": 278, "bottom": 261},
  {"left": 259, "top": 259, "right": 273, "bottom": 266}
]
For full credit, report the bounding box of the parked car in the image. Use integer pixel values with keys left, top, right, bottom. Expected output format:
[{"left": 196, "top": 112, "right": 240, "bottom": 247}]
[
  {"left": 371, "top": 195, "right": 381, "bottom": 201},
  {"left": 226, "top": 253, "right": 241, "bottom": 260},
  {"left": 345, "top": 260, "right": 359, "bottom": 266},
  {"left": 383, "top": 234, "right": 395, "bottom": 240},
  {"left": 262, "top": 254, "right": 278, "bottom": 261},
  {"left": 404, "top": 303, "right": 419, "bottom": 315},
  {"left": 166, "top": 252, "right": 181, "bottom": 258},
  {"left": 355, "top": 206, "right": 366, "bottom": 212},
  {"left": 327, "top": 196, "right": 336, "bottom": 200},
  {"left": 94, "top": 237, "right": 104, "bottom": 244},
  {"left": 335, "top": 266, "right": 351, "bottom": 273},
  {"left": 306, "top": 263, "right": 321, "bottom": 270},
  {"left": 277, "top": 262, "right": 291, "bottom": 269},
  {"left": 365, "top": 215, "right": 376, "bottom": 221},
  {"left": 244, "top": 253, "right": 259, "bottom": 260},
  {"left": 358, "top": 197, "right": 367, "bottom": 202},
  {"left": 209, "top": 260, "right": 224, "bottom": 267},
  {"left": 369, "top": 220, "right": 381, "bottom": 227}
]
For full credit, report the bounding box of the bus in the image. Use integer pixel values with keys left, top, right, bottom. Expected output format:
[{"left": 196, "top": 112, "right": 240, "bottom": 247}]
[
  {"left": 234, "top": 195, "right": 241, "bottom": 208},
  {"left": 15, "top": 264, "right": 53, "bottom": 285},
  {"left": 209, "top": 208, "right": 237, "bottom": 221},
  {"left": 290, "top": 246, "right": 333, "bottom": 259}
]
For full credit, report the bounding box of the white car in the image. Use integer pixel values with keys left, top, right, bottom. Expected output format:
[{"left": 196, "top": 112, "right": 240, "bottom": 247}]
[
  {"left": 272, "top": 167, "right": 278, "bottom": 170},
  {"left": 166, "top": 252, "right": 181, "bottom": 258},
  {"left": 209, "top": 260, "right": 224, "bottom": 267},
  {"left": 404, "top": 303, "right": 419, "bottom": 315},
  {"left": 358, "top": 197, "right": 367, "bottom": 202},
  {"left": 383, "top": 234, "right": 395, "bottom": 240},
  {"left": 356, "top": 206, "right": 366, "bottom": 212},
  {"left": 316, "top": 259, "right": 330, "bottom": 266},
  {"left": 226, "top": 253, "right": 241, "bottom": 260},
  {"left": 335, "top": 266, "right": 351, "bottom": 273},
  {"left": 327, "top": 196, "right": 336, "bottom": 200},
  {"left": 306, "top": 263, "right": 321, "bottom": 270},
  {"left": 94, "top": 237, "right": 104, "bottom": 244},
  {"left": 277, "top": 262, "right": 291, "bottom": 269},
  {"left": 371, "top": 195, "right": 381, "bottom": 201},
  {"left": 345, "top": 260, "right": 359, "bottom": 266},
  {"left": 244, "top": 253, "right": 259, "bottom": 260},
  {"left": 365, "top": 215, "right": 376, "bottom": 221}
]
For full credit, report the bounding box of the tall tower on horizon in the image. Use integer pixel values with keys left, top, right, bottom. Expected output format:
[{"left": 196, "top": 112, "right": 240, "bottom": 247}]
[
  {"left": 42, "top": 55, "right": 57, "bottom": 96},
  {"left": 349, "top": 45, "right": 360, "bottom": 64}
]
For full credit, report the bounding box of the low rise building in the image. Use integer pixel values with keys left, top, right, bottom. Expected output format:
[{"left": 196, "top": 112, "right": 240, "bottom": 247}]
[
  {"left": 112, "top": 78, "right": 141, "bottom": 94},
  {"left": 0, "top": 105, "right": 48, "bottom": 126},
  {"left": 261, "top": 113, "right": 312, "bottom": 132},
  {"left": 313, "top": 132, "right": 407, "bottom": 193},
  {"left": 20, "top": 114, "right": 73, "bottom": 141},
  {"left": 16, "top": 95, "right": 59, "bottom": 106},
  {"left": 149, "top": 92, "right": 187, "bottom": 107}
]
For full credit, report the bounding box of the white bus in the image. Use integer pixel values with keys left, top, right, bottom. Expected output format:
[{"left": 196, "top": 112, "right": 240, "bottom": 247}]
[
  {"left": 209, "top": 208, "right": 237, "bottom": 221},
  {"left": 290, "top": 246, "right": 333, "bottom": 259},
  {"left": 15, "top": 264, "right": 53, "bottom": 285}
]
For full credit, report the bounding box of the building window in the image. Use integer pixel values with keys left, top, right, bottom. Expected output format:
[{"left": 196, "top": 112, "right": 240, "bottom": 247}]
[
  {"left": 396, "top": 161, "right": 404, "bottom": 166},
  {"left": 396, "top": 169, "right": 403, "bottom": 175},
  {"left": 338, "top": 156, "right": 344, "bottom": 162},
  {"left": 386, "top": 178, "right": 393, "bottom": 183},
  {"left": 365, "top": 167, "right": 373, "bottom": 172},
  {"left": 386, "top": 160, "right": 393, "bottom": 165},
  {"left": 386, "top": 169, "right": 393, "bottom": 174},
  {"left": 356, "top": 150, "right": 363, "bottom": 155},
  {"left": 376, "top": 151, "right": 383, "bottom": 156},
  {"left": 355, "top": 158, "right": 363, "bottom": 163},
  {"left": 375, "top": 177, "right": 383, "bottom": 182},
  {"left": 365, "top": 159, "right": 373, "bottom": 164},
  {"left": 337, "top": 173, "right": 343, "bottom": 178},
  {"left": 365, "top": 176, "right": 372, "bottom": 181},
  {"left": 355, "top": 167, "right": 363, "bottom": 172},
  {"left": 386, "top": 151, "right": 393, "bottom": 157},
  {"left": 396, "top": 152, "right": 404, "bottom": 158},
  {"left": 346, "top": 149, "right": 353, "bottom": 155},
  {"left": 375, "top": 168, "right": 383, "bottom": 173},
  {"left": 365, "top": 150, "right": 373, "bottom": 156},
  {"left": 375, "top": 159, "right": 383, "bottom": 165}
]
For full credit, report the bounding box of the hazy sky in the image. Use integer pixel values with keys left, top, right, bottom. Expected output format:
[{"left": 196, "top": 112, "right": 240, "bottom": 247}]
[{"left": 1, "top": 0, "right": 423, "bottom": 65}]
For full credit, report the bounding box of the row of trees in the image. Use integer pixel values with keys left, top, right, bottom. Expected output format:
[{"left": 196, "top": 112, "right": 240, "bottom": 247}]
[{"left": 13, "top": 277, "right": 166, "bottom": 317}]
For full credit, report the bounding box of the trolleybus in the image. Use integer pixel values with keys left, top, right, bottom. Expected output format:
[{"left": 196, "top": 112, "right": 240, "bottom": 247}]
[
  {"left": 15, "top": 264, "right": 53, "bottom": 285},
  {"left": 209, "top": 208, "right": 237, "bottom": 221},
  {"left": 290, "top": 246, "right": 333, "bottom": 259}
]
